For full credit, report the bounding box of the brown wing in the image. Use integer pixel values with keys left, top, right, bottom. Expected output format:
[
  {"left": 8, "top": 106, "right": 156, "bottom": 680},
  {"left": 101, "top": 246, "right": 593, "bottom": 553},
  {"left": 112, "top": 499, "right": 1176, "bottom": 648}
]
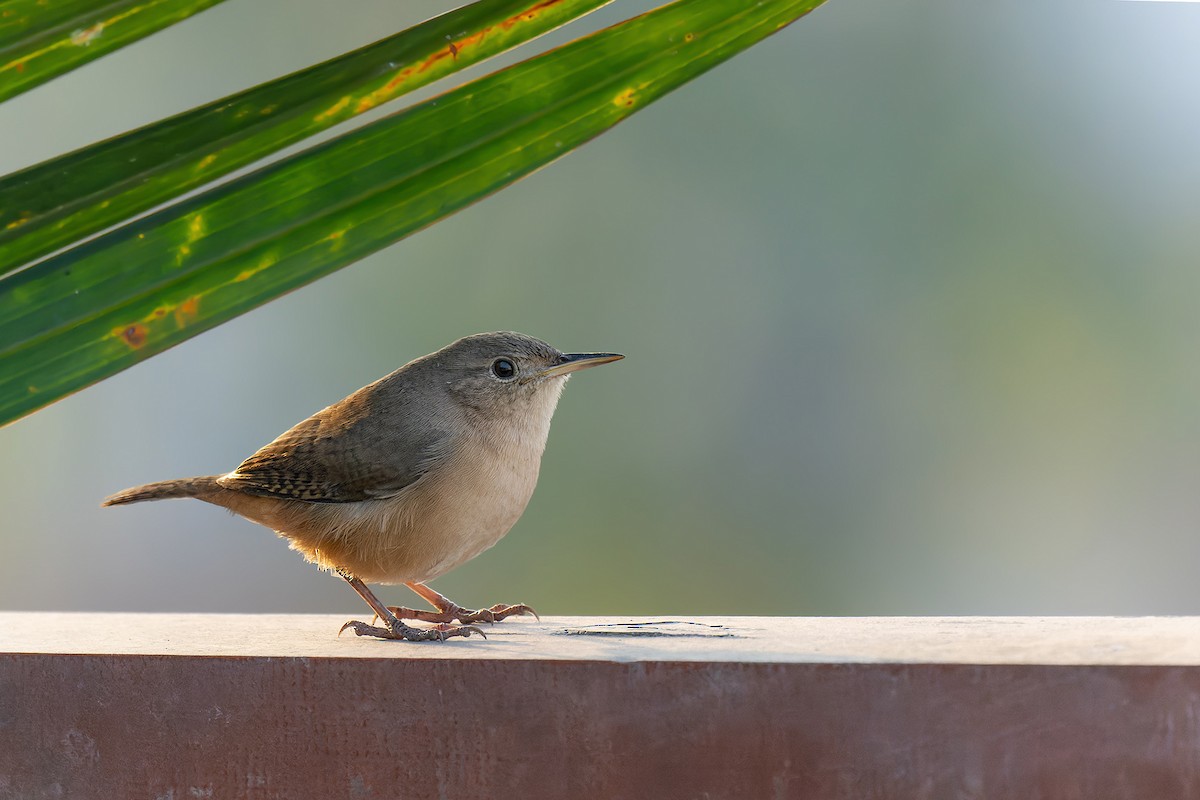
[{"left": 216, "top": 380, "right": 452, "bottom": 503}]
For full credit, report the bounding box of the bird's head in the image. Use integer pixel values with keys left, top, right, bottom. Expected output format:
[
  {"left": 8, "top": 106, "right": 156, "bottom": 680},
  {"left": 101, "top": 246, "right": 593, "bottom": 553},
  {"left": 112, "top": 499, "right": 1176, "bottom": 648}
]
[{"left": 430, "top": 331, "right": 623, "bottom": 422}]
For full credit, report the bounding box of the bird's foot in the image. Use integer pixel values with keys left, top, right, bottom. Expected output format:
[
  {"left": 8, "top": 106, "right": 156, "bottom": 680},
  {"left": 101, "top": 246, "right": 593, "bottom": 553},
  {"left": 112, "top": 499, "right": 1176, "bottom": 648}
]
[
  {"left": 339, "top": 616, "right": 484, "bottom": 642},
  {"left": 385, "top": 601, "right": 539, "bottom": 625}
]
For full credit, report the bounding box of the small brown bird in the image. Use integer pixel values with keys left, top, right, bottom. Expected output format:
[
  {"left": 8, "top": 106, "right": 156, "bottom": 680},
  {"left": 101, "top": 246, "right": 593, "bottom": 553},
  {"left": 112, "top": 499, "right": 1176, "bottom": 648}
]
[{"left": 103, "top": 332, "right": 623, "bottom": 641}]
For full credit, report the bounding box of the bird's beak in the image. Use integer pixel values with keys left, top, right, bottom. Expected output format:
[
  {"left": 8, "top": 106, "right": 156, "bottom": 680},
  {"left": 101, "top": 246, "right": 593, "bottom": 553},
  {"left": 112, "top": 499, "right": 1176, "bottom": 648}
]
[{"left": 533, "top": 352, "right": 624, "bottom": 380}]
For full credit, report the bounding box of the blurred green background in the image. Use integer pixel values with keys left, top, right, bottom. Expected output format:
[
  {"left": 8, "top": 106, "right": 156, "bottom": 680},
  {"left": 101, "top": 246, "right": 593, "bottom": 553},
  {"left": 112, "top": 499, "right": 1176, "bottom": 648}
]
[{"left": 3, "top": 0, "right": 1200, "bottom": 616}]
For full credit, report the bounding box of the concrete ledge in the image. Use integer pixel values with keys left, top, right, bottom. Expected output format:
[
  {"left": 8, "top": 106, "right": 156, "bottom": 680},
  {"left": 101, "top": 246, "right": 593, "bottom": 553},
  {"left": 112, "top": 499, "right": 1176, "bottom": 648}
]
[{"left": 3, "top": 614, "right": 1200, "bottom": 798}]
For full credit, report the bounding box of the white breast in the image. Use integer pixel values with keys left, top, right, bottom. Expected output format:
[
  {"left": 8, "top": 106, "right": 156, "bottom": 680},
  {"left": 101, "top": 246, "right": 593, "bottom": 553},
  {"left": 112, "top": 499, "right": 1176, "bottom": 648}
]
[{"left": 345, "top": 376, "right": 569, "bottom": 584}]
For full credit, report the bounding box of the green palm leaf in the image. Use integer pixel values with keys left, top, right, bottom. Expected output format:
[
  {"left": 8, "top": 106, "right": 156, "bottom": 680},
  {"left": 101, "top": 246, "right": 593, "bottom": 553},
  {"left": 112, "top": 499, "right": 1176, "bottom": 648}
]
[
  {"left": 0, "top": 0, "right": 826, "bottom": 426},
  {"left": 0, "top": 0, "right": 612, "bottom": 276},
  {"left": 0, "top": 0, "right": 228, "bottom": 103}
]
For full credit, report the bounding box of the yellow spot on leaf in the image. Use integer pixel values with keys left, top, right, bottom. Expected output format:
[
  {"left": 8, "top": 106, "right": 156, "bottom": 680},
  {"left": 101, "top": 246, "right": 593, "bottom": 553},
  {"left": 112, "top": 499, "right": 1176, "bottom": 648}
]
[
  {"left": 5, "top": 213, "right": 31, "bottom": 231},
  {"left": 323, "top": 229, "right": 347, "bottom": 251},
  {"left": 613, "top": 88, "right": 637, "bottom": 108},
  {"left": 235, "top": 253, "right": 278, "bottom": 282},
  {"left": 314, "top": 96, "right": 351, "bottom": 123},
  {"left": 187, "top": 214, "right": 205, "bottom": 241},
  {"left": 70, "top": 23, "right": 104, "bottom": 46},
  {"left": 175, "top": 213, "right": 205, "bottom": 264},
  {"left": 197, "top": 154, "right": 218, "bottom": 170}
]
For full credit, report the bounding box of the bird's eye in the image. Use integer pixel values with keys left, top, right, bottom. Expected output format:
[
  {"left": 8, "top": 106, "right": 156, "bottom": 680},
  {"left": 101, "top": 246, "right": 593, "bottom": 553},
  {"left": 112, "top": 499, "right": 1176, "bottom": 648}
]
[{"left": 491, "top": 358, "right": 517, "bottom": 380}]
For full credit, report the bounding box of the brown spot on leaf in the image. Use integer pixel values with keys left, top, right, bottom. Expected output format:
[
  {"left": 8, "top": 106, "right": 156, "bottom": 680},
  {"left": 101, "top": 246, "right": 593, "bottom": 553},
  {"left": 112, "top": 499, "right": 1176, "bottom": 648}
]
[
  {"left": 613, "top": 88, "right": 637, "bottom": 108},
  {"left": 500, "top": 0, "right": 562, "bottom": 30},
  {"left": 385, "top": 67, "right": 414, "bottom": 90},
  {"left": 174, "top": 296, "right": 200, "bottom": 327},
  {"left": 418, "top": 47, "right": 453, "bottom": 73},
  {"left": 119, "top": 324, "right": 148, "bottom": 348}
]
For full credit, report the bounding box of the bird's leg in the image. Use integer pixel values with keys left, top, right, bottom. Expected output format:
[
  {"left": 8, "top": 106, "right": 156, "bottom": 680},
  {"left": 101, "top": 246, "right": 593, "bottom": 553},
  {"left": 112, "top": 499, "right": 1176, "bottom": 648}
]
[
  {"left": 383, "top": 581, "right": 539, "bottom": 625},
  {"left": 338, "top": 573, "right": 483, "bottom": 641}
]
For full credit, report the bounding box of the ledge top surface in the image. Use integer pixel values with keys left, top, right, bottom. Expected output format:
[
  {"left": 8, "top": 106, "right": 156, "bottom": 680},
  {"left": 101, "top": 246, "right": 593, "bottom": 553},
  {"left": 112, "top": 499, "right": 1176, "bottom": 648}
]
[{"left": 4, "top": 613, "right": 1200, "bottom": 664}]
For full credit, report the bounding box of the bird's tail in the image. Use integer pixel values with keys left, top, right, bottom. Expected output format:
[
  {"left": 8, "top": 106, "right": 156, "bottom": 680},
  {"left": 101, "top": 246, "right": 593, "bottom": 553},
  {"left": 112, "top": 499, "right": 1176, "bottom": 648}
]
[{"left": 101, "top": 476, "right": 222, "bottom": 507}]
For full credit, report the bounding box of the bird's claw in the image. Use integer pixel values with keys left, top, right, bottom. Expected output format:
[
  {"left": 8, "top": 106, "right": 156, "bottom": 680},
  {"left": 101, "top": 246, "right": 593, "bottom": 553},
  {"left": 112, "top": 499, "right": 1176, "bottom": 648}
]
[
  {"left": 433, "top": 622, "right": 487, "bottom": 640},
  {"left": 463, "top": 602, "right": 539, "bottom": 623},
  {"left": 338, "top": 618, "right": 481, "bottom": 642},
  {"left": 383, "top": 601, "right": 539, "bottom": 625}
]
